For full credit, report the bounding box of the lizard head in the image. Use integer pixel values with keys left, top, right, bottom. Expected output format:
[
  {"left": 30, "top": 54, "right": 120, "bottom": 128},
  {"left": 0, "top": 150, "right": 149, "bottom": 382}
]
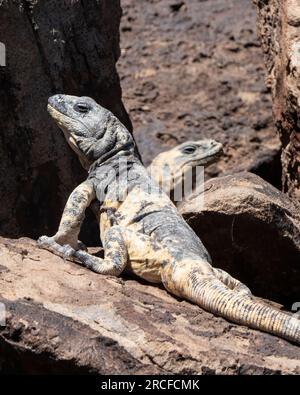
[
  {"left": 176, "top": 139, "right": 223, "bottom": 166},
  {"left": 149, "top": 139, "right": 223, "bottom": 196},
  {"left": 151, "top": 139, "right": 223, "bottom": 175},
  {"left": 47, "top": 94, "right": 135, "bottom": 169}
]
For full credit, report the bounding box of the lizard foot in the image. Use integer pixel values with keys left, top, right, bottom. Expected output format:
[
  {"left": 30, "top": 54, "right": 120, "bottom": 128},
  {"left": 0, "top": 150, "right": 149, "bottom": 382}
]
[
  {"left": 37, "top": 235, "right": 56, "bottom": 249},
  {"left": 38, "top": 235, "right": 76, "bottom": 260}
]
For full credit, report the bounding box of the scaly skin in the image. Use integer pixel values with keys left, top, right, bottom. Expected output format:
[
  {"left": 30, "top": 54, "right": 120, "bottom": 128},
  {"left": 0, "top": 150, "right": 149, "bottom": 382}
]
[
  {"left": 89, "top": 139, "right": 223, "bottom": 218},
  {"left": 38, "top": 94, "right": 300, "bottom": 345},
  {"left": 148, "top": 139, "right": 223, "bottom": 204}
]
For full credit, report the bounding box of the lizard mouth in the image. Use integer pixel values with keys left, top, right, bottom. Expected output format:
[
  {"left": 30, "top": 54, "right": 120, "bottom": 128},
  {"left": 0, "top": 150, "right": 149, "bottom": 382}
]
[
  {"left": 47, "top": 103, "right": 67, "bottom": 124},
  {"left": 47, "top": 103, "right": 79, "bottom": 149},
  {"left": 48, "top": 95, "right": 68, "bottom": 115},
  {"left": 47, "top": 103, "right": 88, "bottom": 135},
  {"left": 47, "top": 103, "right": 92, "bottom": 170},
  {"left": 204, "top": 145, "right": 223, "bottom": 160}
]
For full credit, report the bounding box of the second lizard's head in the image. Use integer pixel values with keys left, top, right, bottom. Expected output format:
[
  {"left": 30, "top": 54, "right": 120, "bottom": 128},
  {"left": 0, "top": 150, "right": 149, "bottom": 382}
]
[
  {"left": 151, "top": 139, "right": 223, "bottom": 170},
  {"left": 47, "top": 94, "right": 135, "bottom": 169}
]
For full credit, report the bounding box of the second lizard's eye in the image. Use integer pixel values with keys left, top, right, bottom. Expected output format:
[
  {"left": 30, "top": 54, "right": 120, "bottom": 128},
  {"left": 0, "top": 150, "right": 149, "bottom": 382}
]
[
  {"left": 74, "top": 102, "right": 91, "bottom": 113},
  {"left": 181, "top": 145, "right": 197, "bottom": 154}
]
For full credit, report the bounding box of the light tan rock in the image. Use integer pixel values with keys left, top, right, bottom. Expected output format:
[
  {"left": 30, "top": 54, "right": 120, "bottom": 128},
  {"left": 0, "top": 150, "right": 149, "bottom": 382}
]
[{"left": 0, "top": 236, "right": 299, "bottom": 374}]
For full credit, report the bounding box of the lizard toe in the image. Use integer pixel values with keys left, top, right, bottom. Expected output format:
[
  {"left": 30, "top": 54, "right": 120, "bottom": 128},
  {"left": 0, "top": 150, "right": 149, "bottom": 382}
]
[
  {"left": 37, "top": 235, "right": 54, "bottom": 248},
  {"left": 63, "top": 244, "right": 76, "bottom": 258}
]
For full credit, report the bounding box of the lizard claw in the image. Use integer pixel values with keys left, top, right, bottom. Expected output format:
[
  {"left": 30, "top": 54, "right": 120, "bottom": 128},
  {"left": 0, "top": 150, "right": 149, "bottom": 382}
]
[
  {"left": 63, "top": 244, "right": 76, "bottom": 258},
  {"left": 76, "top": 240, "right": 87, "bottom": 251},
  {"left": 37, "top": 235, "right": 55, "bottom": 248}
]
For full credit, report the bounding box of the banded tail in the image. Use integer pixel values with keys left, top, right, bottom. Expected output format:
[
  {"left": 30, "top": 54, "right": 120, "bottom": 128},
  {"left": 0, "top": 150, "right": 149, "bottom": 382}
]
[{"left": 186, "top": 275, "right": 300, "bottom": 344}]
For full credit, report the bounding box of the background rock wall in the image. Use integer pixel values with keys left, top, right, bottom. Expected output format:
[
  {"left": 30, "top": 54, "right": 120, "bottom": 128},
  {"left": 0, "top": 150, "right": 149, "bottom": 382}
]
[
  {"left": 118, "top": 0, "right": 280, "bottom": 187},
  {"left": 254, "top": 0, "right": 300, "bottom": 200},
  {"left": 0, "top": 0, "right": 131, "bottom": 240},
  {"left": 0, "top": 0, "right": 285, "bottom": 240}
]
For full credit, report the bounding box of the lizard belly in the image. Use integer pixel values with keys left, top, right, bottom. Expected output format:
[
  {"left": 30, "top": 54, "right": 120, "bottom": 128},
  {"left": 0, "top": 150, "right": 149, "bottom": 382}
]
[
  {"left": 125, "top": 236, "right": 165, "bottom": 284},
  {"left": 99, "top": 209, "right": 163, "bottom": 283},
  {"left": 126, "top": 257, "right": 162, "bottom": 283}
]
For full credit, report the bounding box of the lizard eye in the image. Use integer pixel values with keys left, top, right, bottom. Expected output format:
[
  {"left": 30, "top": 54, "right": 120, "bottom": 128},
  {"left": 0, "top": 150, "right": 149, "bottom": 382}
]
[
  {"left": 181, "top": 145, "right": 197, "bottom": 154},
  {"left": 74, "top": 102, "right": 91, "bottom": 113}
]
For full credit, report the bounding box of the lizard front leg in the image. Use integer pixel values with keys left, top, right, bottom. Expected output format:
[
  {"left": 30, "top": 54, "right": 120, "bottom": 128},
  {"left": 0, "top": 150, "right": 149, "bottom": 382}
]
[
  {"left": 38, "top": 180, "right": 95, "bottom": 254},
  {"left": 70, "top": 225, "right": 128, "bottom": 276}
]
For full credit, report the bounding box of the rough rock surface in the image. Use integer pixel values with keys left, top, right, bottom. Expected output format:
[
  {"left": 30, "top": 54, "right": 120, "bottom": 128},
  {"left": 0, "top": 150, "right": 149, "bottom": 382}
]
[
  {"left": 0, "top": 0, "right": 131, "bottom": 240},
  {"left": 181, "top": 172, "right": 300, "bottom": 305},
  {"left": 254, "top": 0, "right": 300, "bottom": 200},
  {"left": 0, "top": 237, "right": 299, "bottom": 374},
  {"left": 118, "top": 0, "right": 280, "bottom": 186}
]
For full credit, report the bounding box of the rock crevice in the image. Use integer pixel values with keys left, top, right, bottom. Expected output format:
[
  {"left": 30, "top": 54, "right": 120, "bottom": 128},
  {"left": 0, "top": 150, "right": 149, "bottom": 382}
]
[{"left": 254, "top": 0, "right": 300, "bottom": 200}]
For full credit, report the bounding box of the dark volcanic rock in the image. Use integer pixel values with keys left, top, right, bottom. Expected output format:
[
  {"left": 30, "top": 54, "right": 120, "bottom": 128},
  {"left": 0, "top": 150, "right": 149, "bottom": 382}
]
[
  {"left": 0, "top": 298, "right": 149, "bottom": 375},
  {"left": 118, "top": 0, "right": 280, "bottom": 186},
  {"left": 0, "top": 0, "right": 131, "bottom": 240},
  {"left": 0, "top": 237, "right": 299, "bottom": 374},
  {"left": 181, "top": 172, "right": 300, "bottom": 305},
  {"left": 254, "top": 0, "right": 300, "bottom": 200}
]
